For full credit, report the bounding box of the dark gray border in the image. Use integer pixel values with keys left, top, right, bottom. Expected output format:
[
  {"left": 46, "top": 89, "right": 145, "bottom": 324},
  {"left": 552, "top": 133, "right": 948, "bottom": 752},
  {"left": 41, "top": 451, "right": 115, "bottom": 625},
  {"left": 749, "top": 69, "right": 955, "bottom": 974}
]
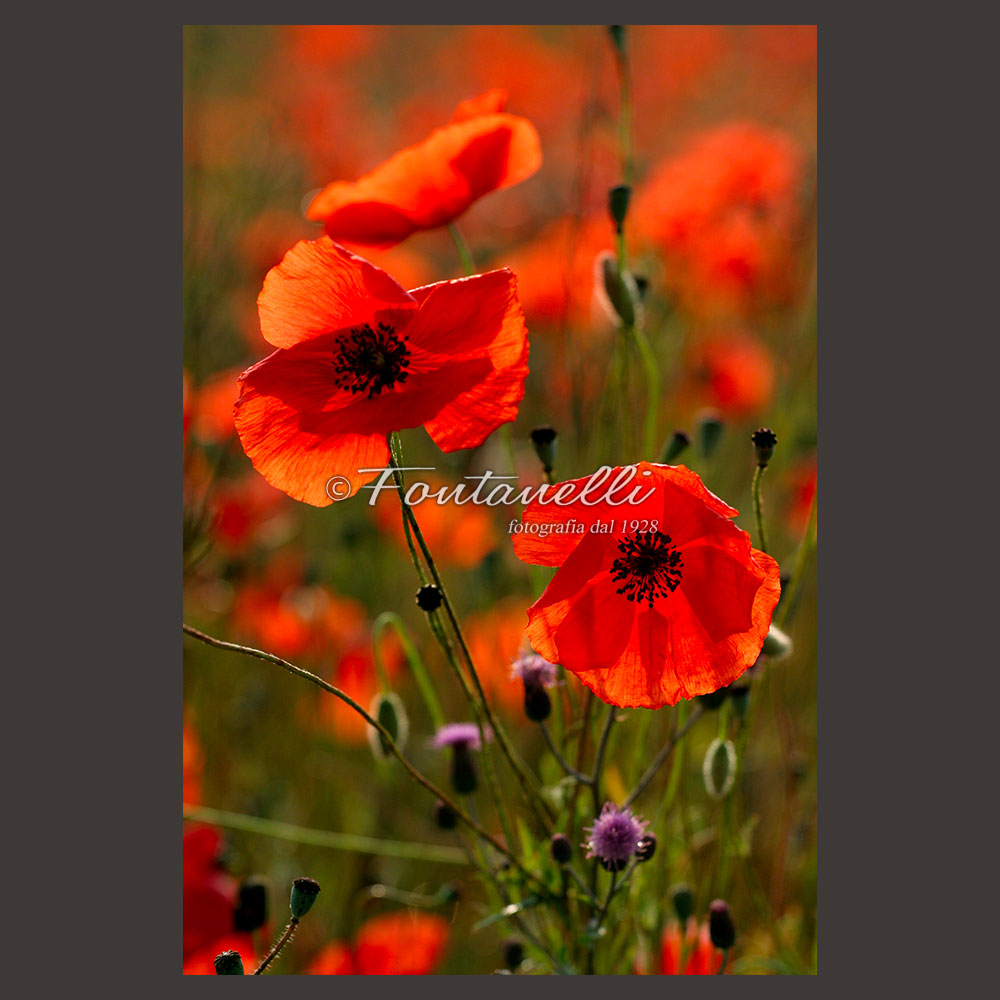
[{"left": 10, "top": 9, "right": 989, "bottom": 995}]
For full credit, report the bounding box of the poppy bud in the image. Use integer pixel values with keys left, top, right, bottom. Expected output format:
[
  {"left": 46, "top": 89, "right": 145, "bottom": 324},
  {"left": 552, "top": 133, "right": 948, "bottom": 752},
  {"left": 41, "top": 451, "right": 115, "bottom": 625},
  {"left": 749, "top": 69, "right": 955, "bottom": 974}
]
[
  {"left": 597, "top": 252, "right": 639, "bottom": 326},
  {"left": 751, "top": 427, "right": 777, "bottom": 468},
  {"left": 289, "top": 877, "right": 321, "bottom": 918},
  {"left": 522, "top": 677, "right": 552, "bottom": 722},
  {"left": 550, "top": 832, "right": 573, "bottom": 864},
  {"left": 762, "top": 624, "right": 793, "bottom": 660},
  {"left": 708, "top": 899, "right": 736, "bottom": 951},
  {"left": 416, "top": 584, "right": 443, "bottom": 612},
  {"left": 608, "top": 183, "right": 632, "bottom": 233},
  {"left": 233, "top": 877, "right": 269, "bottom": 933},
  {"left": 433, "top": 799, "right": 458, "bottom": 830},
  {"left": 608, "top": 24, "right": 627, "bottom": 57},
  {"left": 368, "top": 691, "right": 408, "bottom": 761},
  {"left": 670, "top": 884, "right": 695, "bottom": 925},
  {"left": 529, "top": 426, "right": 558, "bottom": 475},
  {"left": 450, "top": 743, "right": 478, "bottom": 795},
  {"left": 636, "top": 834, "right": 657, "bottom": 862},
  {"left": 214, "top": 950, "right": 245, "bottom": 975},
  {"left": 658, "top": 429, "right": 691, "bottom": 464},
  {"left": 503, "top": 937, "right": 525, "bottom": 970},
  {"left": 703, "top": 738, "right": 737, "bottom": 801},
  {"left": 697, "top": 409, "right": 725, "bottom": 458}
]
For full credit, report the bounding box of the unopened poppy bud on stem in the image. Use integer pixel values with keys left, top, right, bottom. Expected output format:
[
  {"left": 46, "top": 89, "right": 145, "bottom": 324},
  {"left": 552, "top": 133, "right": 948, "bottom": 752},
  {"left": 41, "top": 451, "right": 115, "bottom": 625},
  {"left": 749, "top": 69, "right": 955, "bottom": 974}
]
[
  {"left": 368, "top": 691, "right": 408, "bottom": 761},
  {"left": 708, "top": 899, "right": 736, "bottom": 951},
  {"left": 703, "top": 738, "right": 737, "bottom": 800},
  {"left": 751, "top": 427, "right": 778, "bottom": 467},
  {"left": 529, "top": 426, "right": 557, "bottom": 476},
  {"left": 214, "top": 950, "right": 244, "bottom": 975},
  {"left": 670, "top": 884, "right": 695, "bottom": 924},
  {"left": 658, "top": 429, "right": 691, "bottom": 464},
  {"left": 608, "top": 184, "right": 632, "bottom": 233},
  {"left": 697, "top": 409, "right": 725, "bottom": 458},
  {"left": 289, "top": 877, "right": 321, "bottom": 918},
  {"left": 596, "top": 251, "right": 639, "bottom": 326}
]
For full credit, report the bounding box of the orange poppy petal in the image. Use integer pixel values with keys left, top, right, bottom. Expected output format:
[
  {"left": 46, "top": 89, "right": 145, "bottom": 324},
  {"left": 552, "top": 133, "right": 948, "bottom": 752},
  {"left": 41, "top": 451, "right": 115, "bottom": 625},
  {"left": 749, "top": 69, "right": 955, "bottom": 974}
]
[
  {"left": 450, "top": 87, "right": 509, "bottom": 122},
  {"left": 353, "top": 912, "right": 450, "bottom": 975},
  {"left": 306, "top": 113, "right": 541, "bottom": 248},
  {"left": 306, "top": 942, "right": 357, "bottom": 975},
  {"left": 257, "top": 238, "right": 416, "bottom": 349}
]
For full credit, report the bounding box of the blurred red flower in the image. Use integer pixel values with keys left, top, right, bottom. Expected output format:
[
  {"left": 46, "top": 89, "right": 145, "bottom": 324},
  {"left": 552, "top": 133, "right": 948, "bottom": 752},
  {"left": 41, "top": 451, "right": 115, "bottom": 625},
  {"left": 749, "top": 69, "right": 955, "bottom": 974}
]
[
  {"left": 183, "top": 824, "right": 235, "bottom": 959},
  {"left": 209, "top": 474, "right": 290, "bottom": 554},
  {"left": 636, "top": 122, "right": 803, "bottom": 316},
  {"left": 682, "top": 329, "right": 776, "bottom": 418},
  {"left": 463, "top": 596, "right": 533, "bottom": 713},
  {"left": 513, "top": 463, "right": 780, "bottom": 708},
  {"left": 182, "top": 717, "right": 202, "bottom": 805},
  {"left": 320, "top": 637, "right": 402, "bottom": 746},
  {"left": 306, "top": 912, "right": 449, "bottom": 974},
  {"left": 235, "top": 238, "right": 529, "bottom": 506},
  {"left": 784, "top": 456, "right": 817, "bottom": 535},
  {"left": 183, "top": 933, "right": 259, "bottom": 975},
  {"left": 660, "top": 920, "right": 726, "bottom": 974},
  {"left": 306, "top": 91, "right": 541, "bottom": 248}
]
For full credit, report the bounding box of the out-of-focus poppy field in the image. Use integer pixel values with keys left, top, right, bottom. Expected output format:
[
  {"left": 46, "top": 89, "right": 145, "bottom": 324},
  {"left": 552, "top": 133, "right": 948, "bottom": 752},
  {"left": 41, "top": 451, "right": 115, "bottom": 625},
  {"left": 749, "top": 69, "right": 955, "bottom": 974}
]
[{"left": 183, "top": 24, "right": 816, "bottom": 975}]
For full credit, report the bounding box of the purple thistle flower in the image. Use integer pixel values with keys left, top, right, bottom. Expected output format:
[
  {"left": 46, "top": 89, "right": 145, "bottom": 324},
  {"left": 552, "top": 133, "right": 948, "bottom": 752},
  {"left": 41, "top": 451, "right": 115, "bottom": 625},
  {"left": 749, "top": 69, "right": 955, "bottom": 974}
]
[
  {"left": 432, "top": 722, "right": 488, "bottom": 750},
  {"left": 510, "top": 652, "right": 559, "bottom": 687},
  {"left": 584, "top": 802, "right": 648, "bottom": 871}
]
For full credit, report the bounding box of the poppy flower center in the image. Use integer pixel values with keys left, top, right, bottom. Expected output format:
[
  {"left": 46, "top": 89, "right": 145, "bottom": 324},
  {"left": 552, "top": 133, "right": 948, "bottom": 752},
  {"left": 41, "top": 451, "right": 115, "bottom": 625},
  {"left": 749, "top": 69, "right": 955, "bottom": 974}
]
[
  {"left": 610, "top": 531, "right": 684, "bottom": 608},
  {"left": 332, "top": 323, "right": 411, "bottom": 398}
]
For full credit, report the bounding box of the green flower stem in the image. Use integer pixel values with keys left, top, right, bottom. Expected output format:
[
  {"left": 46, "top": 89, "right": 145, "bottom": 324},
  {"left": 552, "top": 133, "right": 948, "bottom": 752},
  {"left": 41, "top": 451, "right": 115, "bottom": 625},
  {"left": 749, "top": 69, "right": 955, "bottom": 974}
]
[
  {"left": 253, "top": 916, "right": 298, "bottom": 974},
  {"left": 717, "top": 948, "right": 730, "bottom": 975},
  {"left": 540, "top": 721, "right": 593, "bottom": 784},
  {"left": 622, "top": 705, "right": 704, "bottom": 809},
  {"left": 182, "top": 624, "right": 544, "bottom": 889},
  {"left": 776, "top": 489, "right": 817, "bottom": 629},
  {"left": 628, "top": 324, "right": 661, "bottom": 460},
  {"left": 448, "top": 223, "right": 476, "bottom": 276},
  {"left": 183, "top": 805, "right": 467, "bottom": 865},
  {"left": 387, "top": 435, "right": 555, "bottom": 829},
  {"left": 372, "top": 611, "right": 444, "bottom": 727},
  {"left": 752, "top": 464, "right": 769, "bottom": 554}
]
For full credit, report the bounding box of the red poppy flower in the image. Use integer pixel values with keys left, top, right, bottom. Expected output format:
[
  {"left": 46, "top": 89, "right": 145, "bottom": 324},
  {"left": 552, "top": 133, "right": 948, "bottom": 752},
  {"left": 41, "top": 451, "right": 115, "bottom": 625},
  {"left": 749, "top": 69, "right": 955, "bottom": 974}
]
[
  {"left": 512, "top": 462, "right": 780, "bottom": 708},
  {"left": 683, "top": 329, "right": 776, "bottom": 418},
  {"left": 306, "top": 912, "right": 449, "bottom": 975},
  {"left": 183, "top": 716, "right": 202, "bottom": 806},
  {"left": 660, "top": 920, "right": 726, "bottom": 974},
  {"left": 305, "top": 91, "right": 541, "bottom": 248},
  {"left": 235, "top": 238, "right": 529, "bottom": 506},
  {"left": 183, "top": 824, "right": 236, "bottom": 959}
]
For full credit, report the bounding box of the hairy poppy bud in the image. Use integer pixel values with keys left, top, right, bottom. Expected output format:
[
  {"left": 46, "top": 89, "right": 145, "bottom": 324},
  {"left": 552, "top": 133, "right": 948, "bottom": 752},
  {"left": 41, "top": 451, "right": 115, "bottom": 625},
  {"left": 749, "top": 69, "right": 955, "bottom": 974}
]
[
  {"left": 233, "top": 877, "right": 268, "bottom": 933},
  {"left": 434, "top": 799, "right": 458, "bottom": 830},
  {"left": 368, "top": 691, "right": 408, "bottom": 761},
  {"left": 708, "top": 899, "right": 736, "bottom": 951},
  {"left": 503, "top": 937, "right": 525, "bottom": 969},
  {"left": 697, "top": 409, "right": 725, "bottom": 458},
  {"left": 550, "top": 832, "right": 573, "bottom": 864},
  {"left": 762, "top": 624, "right": 793, "bottom": 660},
  {"left": 703, "top": 738, "right": 737, "bottom": 800},
  {"left": 751, "top": 427, "right": 777, "bottom": 468},
  {"left": 214, "top": 950, "right": 245, "bottom": 975},
  {"left": 416, "top": 584, "right": 443, "bottom": 612},
  {"left": 659, "top": 429, "right": 691, "bottom": 464},
  {"left": 636, "top": 834, "right": 657, "bottom": 862},
  {"left": 289, "top": 877, "right": 321, "bottom": 918},
  {"left": 670, "top": 884, "right": 695, "bottom": 925},
  {"left": 529, "top": 426, "right": 557, "bottom": 475},
  {"left": 596, "top": 251, "right": 639, "bottom": 326},
  {"left": 522, "top": 677, "right": 552, "bottom": 722},
  {"left": 608, "top": 183, "right": 632, "bottom": 233}
]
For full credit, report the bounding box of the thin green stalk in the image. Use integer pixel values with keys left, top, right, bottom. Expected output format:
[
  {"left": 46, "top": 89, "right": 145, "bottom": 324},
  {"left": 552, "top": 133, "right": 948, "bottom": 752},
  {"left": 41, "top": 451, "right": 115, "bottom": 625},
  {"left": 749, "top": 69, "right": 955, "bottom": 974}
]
[
  {"left": 254, "top": 917, "right": 298, "bottom": 974},
  {"left": 182, "top": 805, "right": 467, "bottom": 864},
  {"left": 623, "top": 705, "right": 704, "bottom": 809},
  {"left": 448, "top": 223, "right": 476, "bottom": 276},
  {"left": 629, "top": 324, "right": 660, "bottom": 459},
  {"left": 752, "top": 464, "right": 769, "bottom": 554},
  {"left": 372, "top": 611, "right": 444, "bottom": 727},
  {"left": 777, "top": 490, "right": 817, "bottom": 629}
]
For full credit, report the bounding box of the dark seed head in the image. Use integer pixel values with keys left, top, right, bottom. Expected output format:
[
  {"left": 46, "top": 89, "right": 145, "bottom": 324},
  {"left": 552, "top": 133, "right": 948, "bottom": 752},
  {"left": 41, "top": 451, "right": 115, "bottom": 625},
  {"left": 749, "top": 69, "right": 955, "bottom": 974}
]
[
  {"left": 751, "top": 427, "right": 778, "bottom": 467},
  {"left": 289, "top": 877, "right": 321, "bottom": 918},
  {"left": 550, "top": 832, "right": 573, "bottom": 865},
  {"left": 708, "top": 899, "right": 736, "bottom": 950},
  {"left": 213, "top": 950, "right": 245, "bottom": 975},
  {"left": 433, "top": 799, "right": 458, "bottom": 830},
  {"left": 416, "top": 585, "right": 443, "bottom": 612}
]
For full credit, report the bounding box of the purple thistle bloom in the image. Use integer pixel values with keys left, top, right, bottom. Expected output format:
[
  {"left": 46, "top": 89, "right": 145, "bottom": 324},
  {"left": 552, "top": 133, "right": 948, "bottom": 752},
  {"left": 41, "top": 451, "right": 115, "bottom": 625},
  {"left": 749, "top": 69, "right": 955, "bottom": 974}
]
[
  {"left": 433, "top": 722, "right": 488, "bottom": 751},
  {"left": 510, "top": 652, "right": 559, "bottom": 688},
  {"left": 584, "top": 802, "right": 648, "bottom": 871}
]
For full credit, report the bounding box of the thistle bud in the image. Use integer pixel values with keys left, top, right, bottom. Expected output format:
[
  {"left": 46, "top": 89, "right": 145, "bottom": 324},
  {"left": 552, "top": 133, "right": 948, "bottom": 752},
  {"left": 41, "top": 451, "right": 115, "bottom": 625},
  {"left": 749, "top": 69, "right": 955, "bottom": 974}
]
[
  {"left": 658, "top": 429, "right": 691, "bottom": 464},
  {"left": 289, "top": 877, "right": 321, "bottom": 918},
  {"left": 635, "top": 834, "right": 657, "bottom": 862},
  {"left": 503, "top": 937, "right": 525, "bottom": 970},
  {"left": 550, "top": 832, "right": 573, "bottom": 864},
  {"left": 529, "top": 426, "right": 558, "bottom": 475},
  {"left": 450, "top": 743, "right": 478, "bottom": 795},
  {"left": 670, "top": 884, "right": 695, "bottom": 924},
  {"left": 608, "top": 183, "right": 632, "bottom": 233},
  {"left": 762, "top": 624, "right": 793, "bottom": 660},
  {"left": 368, "top": 691, "right": 408, "bottom": 761},
  {"left": 751, "top": 427, "right": 777, "bottom": 468},
  {"left": 213, "top": 950, "right": 245, "bottom": 975},
  {"left": 416, "top": 584, "right": 443, "bottom": 612},
  {"left": 703, "top": 738, "right": 737, "bottom": 800},
  {"left": 708, "top": 899, "right": 736, "bottom": 951},
  {"left": 596, "top": 250, "right": 639, "bottom": 326},
  {"left": 433, "top": 799, "right": 458, "bottom": 830},
  {"left": 233, "top": 877, "right": 268, "bottom": 933},
  {"left": 522, "top": 678, "right": 552, "bottom": 722},
  {"left": 697, "top": 409, "right": 725, "bottom": 458}
]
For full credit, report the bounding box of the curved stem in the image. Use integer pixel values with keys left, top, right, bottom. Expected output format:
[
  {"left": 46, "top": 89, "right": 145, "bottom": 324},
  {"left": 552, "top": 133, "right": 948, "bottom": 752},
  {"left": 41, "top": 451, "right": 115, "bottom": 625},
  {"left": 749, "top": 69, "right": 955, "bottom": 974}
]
[
  {"left": 541, "top": 721, "right": 593, "bottom": 784},
  {"left": 253, "top": 917, "right": 298, "bottom": 974},
  {"left": 591, "top": 705, "right": 617, "bottom": 813},
  {"left": 623, "top": 705, "right": 704, "bottom": 809}
]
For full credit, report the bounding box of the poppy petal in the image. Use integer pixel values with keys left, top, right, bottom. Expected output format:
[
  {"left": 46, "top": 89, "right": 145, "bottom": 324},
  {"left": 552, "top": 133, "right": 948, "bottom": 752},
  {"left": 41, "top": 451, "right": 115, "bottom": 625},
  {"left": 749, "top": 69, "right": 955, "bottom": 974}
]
[
  {"left": 257, "top": 238, "right": 416, "bottom": 349},
  {"left": 353, "top": 912, "right": 450, "bottom": 975},
  {"left": 450, "top": 88, "right": 509, "bottom": 121},
  {"left": 306, "top": 114, "right": 542, "bottom": 248}
]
